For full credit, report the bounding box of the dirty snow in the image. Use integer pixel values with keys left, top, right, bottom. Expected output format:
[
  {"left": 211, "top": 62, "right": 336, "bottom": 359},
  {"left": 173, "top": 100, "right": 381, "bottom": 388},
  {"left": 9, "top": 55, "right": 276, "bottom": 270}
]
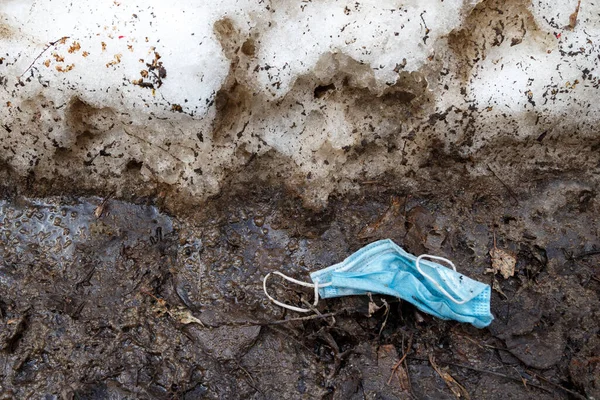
[{"left": 0, "top": 0, "right": 598, "bottom": 206}]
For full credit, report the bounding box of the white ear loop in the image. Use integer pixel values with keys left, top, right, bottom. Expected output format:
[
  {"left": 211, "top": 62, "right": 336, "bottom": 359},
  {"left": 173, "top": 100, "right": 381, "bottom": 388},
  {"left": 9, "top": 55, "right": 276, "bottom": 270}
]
[
  {"left": 263, "top": 271, "right": 332, "bottom": 313},
  {"left": 415, "top": 254, "right": 467, "bottom": 305}
]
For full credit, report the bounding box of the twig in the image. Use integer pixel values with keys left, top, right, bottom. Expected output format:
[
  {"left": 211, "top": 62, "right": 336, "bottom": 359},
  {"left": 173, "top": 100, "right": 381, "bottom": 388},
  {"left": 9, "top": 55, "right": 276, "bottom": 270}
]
[
  {"left": 378, "top": 300, "right": 390, "bottom": 337},
  {"left": 366, "top": 293, "right": 390, "bottom": 338},
  {"left": 265, "top": 325, "right": 314, "bottom": 354},
  {"left": 210, "top": 310, "right": 349, "bottom": 328},
  {"left": 487, "top": 164, "right": 519, "bottom": 205},
  {"left": 262, "top": 311, "right": 341, "bottom": 326},
  {"left": 404, "top": 354, "right": 414, "bottom": 398},
  {"left": 388, "top": 333, "right": 413, "bottom": 385},
  {"left": 302, "top": 298, "right": 335, "bottom": 326},
  {"left": 527, "top": 370, "right": 587, "bottom": 400},
  {"left": 460, "top": 335, "right": 509, "bottom": 352},
  {"left": 233, "top": 361, "right": 265, "bottom": 398},
  {"left": 122, "top": 127, "right": 186, "bottom": 163},
  {"left": 429, "top": 355, "right": 471, "bottom": 399},
  {"left": 319, "top": 330, "right": 344, "bottom": 379},
  {"left": 19, "top": 36, "right": 70, "bottom": 79},
  {"left": 75, "top": 266, "right": 96, "bottom": 289},
  {"left": 409, "top": 356, "right": 553, "bottom": 395},
  {"left": 575, "top": 250, "right": 600, "bottom": 259},
  {"left": 512, "top": 366, "right": 528, "bottom": 389}
]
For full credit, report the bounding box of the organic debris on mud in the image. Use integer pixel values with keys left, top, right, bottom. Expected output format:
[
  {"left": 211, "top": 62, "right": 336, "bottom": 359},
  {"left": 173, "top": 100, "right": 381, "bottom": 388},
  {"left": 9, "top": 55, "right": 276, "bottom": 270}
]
[
  {"left": 487, "top": 234, "right": 517, "bottom": 279},
  {"left": 0, "top": 174, "right": 599, "bottom": 399}
]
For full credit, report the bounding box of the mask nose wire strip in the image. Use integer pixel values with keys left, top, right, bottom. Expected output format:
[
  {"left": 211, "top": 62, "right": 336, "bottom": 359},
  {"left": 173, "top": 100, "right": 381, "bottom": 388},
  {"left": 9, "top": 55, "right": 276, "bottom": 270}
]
[
  {"left": 415, "top": 254, "right": 468, "bottom": 305},
  {"left": 263, "top": 271, "right": 333, "bottom": 313}
]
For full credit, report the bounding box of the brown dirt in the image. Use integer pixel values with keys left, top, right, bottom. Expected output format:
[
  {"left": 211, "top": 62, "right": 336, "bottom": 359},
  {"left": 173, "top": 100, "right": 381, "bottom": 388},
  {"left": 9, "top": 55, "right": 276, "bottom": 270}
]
[{"left": 0, "top": 166, "right": 598, "bottom": 399}]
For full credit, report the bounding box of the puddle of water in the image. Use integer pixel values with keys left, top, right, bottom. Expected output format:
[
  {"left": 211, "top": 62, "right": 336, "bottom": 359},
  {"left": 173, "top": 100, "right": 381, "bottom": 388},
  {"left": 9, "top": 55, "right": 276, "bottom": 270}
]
[{"left": 0, "top": 197, "right": 173, "bottom": 268}]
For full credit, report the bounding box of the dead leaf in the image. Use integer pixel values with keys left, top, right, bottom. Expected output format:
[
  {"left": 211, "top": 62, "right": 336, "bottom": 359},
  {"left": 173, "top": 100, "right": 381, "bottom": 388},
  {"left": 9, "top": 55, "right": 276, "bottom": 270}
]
[
  {"left": 68, "top": 41, "right": 81, "bottom": 53},
  {"left": 150, "top": 297, "right": 168, "bottom": 317},
  {"left": 55, "top": 64, "right": 74, "bottom": 73},
  {"left": 145, "top": 292, "right": 204, "bottom": 327},
  {"left": 568, "top": 0, "right": 581, "bottom": 30},
  {"left": 488, "top": 247, "right": 516, "bottom": 279},
  {"left": 429, "top": 354, "right": 470, "bottom": 400},
  {"left": 486, "top": 233, "right": 516, "bottom": 279},
  {"left": 368, "top": 293, "right": 382, "bottom": 316},
  {"left": 491, "top": 277, "right": 508, "bottom": 299},
  {"left": 106, "top": 53, "right": 122, "bottom": 68},
  {"left": 52, "top": 52, "right": 64, "bottom": 62},
  {"left": 169, "top": 307, "right": 204, "bottom": 326},
  {"left": 359, "top": 196, "right": 406, "bottom": 240},
  {"left": 94, "top": 194, "right": 112, "bottom": 219}
]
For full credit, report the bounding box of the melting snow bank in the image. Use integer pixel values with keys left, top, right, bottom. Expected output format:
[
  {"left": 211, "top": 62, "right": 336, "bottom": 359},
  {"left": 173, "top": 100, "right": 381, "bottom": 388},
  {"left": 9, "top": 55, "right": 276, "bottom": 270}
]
[{"left": 0, "top": 0, "right": 599, "bottom": 207}]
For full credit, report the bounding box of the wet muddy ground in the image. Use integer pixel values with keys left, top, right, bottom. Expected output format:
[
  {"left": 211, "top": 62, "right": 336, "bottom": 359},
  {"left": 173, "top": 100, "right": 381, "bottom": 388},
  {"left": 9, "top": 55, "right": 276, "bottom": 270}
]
[{"left": 0, "top": 172, "right": 599, "bottom": 399}]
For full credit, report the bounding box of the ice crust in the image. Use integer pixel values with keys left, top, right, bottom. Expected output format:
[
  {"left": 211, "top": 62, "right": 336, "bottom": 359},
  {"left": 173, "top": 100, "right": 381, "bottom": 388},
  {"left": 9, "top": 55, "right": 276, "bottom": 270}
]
[{"left": 0, "top": 0, "right": 598, "bottom": 206}]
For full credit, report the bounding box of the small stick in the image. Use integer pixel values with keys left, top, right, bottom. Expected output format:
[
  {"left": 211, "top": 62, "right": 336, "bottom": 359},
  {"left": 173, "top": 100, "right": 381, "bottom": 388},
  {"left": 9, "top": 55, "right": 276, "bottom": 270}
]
[
  {"left": 206, "top": 309, "right": 350, "bottom": 328},
  {"left": 487, "top": 164, "right": 519, "bottom": 205},
  {"left": 19, "top": 36, "right": 70, "bottom": 79},
  {"left": 409, "top": 356, "right": 554, "bottom": 395},
  {"left": 388, "top": 332, "right": 413, "bottom": 385},
  {"left": 377, "top": 299, "right": 390, "bottom": 337},
  {"left": 233, "top": 360, "right": 265, "bottom": 397},
  {"left": 261, "top": 311, "right": 341, "bottom": 326},
  {"left": 527, "top": 370, "right": 587, "bottom": 400},
  {"left": 575, "top": 250, "right": 600, "bottom": 259},
  {"left": 404, "top": 352, "right": 414, "bottom": 397}
]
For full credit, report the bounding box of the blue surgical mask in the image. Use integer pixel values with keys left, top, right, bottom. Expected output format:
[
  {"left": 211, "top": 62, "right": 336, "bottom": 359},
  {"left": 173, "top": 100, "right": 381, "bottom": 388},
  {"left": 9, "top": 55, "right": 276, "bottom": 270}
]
[{"left": 263, "top": 239, "right": 493, "bottom": 328}]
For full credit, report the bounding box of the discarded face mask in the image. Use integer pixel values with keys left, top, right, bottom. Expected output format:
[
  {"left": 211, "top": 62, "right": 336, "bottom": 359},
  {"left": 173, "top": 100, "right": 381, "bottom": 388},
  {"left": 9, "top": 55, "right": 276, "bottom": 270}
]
[{"left": 263, "top": 239, "right": 493, "bottom": 328}]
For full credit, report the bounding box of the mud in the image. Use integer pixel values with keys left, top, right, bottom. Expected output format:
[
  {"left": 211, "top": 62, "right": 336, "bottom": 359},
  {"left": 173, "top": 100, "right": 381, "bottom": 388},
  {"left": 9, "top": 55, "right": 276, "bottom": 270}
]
[{"left": 0, "top": 170, "right": 599, "bottom": 399}]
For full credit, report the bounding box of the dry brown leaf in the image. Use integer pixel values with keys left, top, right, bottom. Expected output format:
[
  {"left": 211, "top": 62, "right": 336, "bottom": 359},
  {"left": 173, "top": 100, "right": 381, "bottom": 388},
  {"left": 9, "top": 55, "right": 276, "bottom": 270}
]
[
  {"left": 68, "top": 41, "right": 81, "bottom": 53},
  {"left": 359, "top": 196, "right": 405, "bottom": 239},
  {"left": 486, "top": 233, "right": 516, "bottom": 279},
  {"left": 491, "top": 277, "right": 508, "bottom": 299},
  {"left": 169, "top": 307, "right": 204, "bottom": 326},
  {"left": 55, "top": 64, "right": 74, "bottom": 73},
  {"left": 568, "top": 0, "right": 581, "bottom": 30},
  {"left": 429, "top": 355, "right": 470, "bottom": 400},
  {"left": 150, "top": 297, "right": 168, "bottom": 317},
  {"left": 94, "top": 194, "right": 112, "bottom": 219},
  {"left": 368, "top": 292, "right": 382, "bottom": 316},
  {"left": 487, "top": 246, "right": 516, "bottom": 279},
  {"left": 147, "top": 294, "right": 204, "bottom": 326}
]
